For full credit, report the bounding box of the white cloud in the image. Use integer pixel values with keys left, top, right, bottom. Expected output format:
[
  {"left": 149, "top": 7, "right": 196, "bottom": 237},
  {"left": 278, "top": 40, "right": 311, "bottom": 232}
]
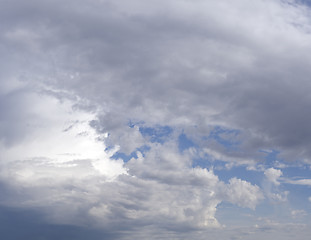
[
  {"left": 291, "top": 209, "right": 307, "bottom": 219},
  {"left": 0, "top": 87, "right": 127, "bottom": 185},
  {"left": 264, "top": 168, "right": 282, "bottom": 186},
  {"left": 263, "top": 168, "right": 288, "bottom": 202},
  {"left": 224, "top": 178, "right": 264, "bottom": 209},
  {"left": 269, "top": 191, "right": 289, "bottom": 202},
  {"left": 285, "top": 179, "right": 311, "bottom": 186},
  {"left": 203, "top": 148, "right": 257, "bottom": 168}
]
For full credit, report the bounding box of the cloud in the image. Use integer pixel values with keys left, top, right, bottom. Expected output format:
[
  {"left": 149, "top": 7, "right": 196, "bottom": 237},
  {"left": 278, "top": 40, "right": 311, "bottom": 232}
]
[
  {"left": 285, "top": 179, "right": 311, "bottom": 186},
  {"left": 223, "top": 178, "right": 264, "bottom": 209},
  {"left": 291, "top": 209, "right": 307, "bottom": 219},
  {"left": 0, "top": 86, "right": 264, "bottom": 231},
  {"left": 269, "top": 191, "right": 289, "bottom": 202},
  {"left": 1, "top": 0, "right": 311, "bottom": 238},
  {"left": 0, "top": 89, "right": 126, "bottom": 179},
  {"left": 2, "top": 0, "right": 311, "bottom": 164},
  {"left": 0, "top": 82, "right": 264, "bottom": 232},
  {"left": 264, "top": 168, "right": 282, "bottom": 186},
  {"left": 262, "top": 168, "right": 289, "bottom": 202}
]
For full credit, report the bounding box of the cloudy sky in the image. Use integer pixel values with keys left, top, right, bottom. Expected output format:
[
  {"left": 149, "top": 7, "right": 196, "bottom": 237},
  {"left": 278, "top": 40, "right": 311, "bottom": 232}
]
[{"left": 1, "top": 0, "right": 311, "bottom": 239}]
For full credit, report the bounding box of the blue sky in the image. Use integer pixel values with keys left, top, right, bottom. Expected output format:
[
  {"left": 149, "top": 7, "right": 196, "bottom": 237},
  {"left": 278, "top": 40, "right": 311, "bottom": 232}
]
[{"left": 1, "top": 0, "right": 311, "bottom": 239}]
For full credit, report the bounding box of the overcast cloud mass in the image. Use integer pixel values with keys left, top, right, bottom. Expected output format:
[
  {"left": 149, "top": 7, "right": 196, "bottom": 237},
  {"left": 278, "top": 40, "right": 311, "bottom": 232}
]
[{"left": 1, "top": 0, "right": 311, "bottom": 239}]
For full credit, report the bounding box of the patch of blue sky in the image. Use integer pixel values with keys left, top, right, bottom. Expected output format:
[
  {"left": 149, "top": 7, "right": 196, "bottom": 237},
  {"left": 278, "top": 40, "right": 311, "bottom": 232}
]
[
  {"left": 188, "top": 150, "right": 263, "bottom": 186},
  {"left": 191, "top": 157, "right": 215, "bottom": 169},
  {"left": 177, "top": 133, "right": 214, "bottom": 169},
  {"left": 216, "top": 197, "right": 297, "bottom": 227},
  {"left": 111, "top": 151, "right": 137, "bottom": 162},
  {"left": 177, "top": 132, "right": 214, "bottom": 168},
  {"left": 206, "top": 126, "right": 241, "bottom": 151},
  {"left": 281, "top": 165, "right": 311, "bottom": 179},
  {"left": 286, "top": 182, "right": 311, "bottom": 201},
  {"left": 217, "top": 182, "right": 311, "bottom": 226},
  {"left": 282, "top": 183, "right": 311, "bottom": 222},
  {"left": 177, "top": 126, "right": 242, "bottom": 154},
  {"left": 214, "top": 165, "right": 263, "bottom": 186},
  {"left": 178, "top": 133, "right": 197, "bottom": 152},
  {"left": 257, "top": 199, "right": 302, "bottom": 224},
  {"left": 127, "top": 120, "right": 145, "bottom": 128},
  {"left": 217, "top": 194, "right": 306, "bottom": 227},
  {"left": 258, "top": 149, "right": 282, "bottom": 167},
  {"left": 151, "top": 127, "right": 311, "bottom": 224},
  {"left": 104, "top": 145, "right": 116, "bottom": 152},
  {"left": 280, "top": 166, "right": 311, "bottom": 207},
  {"left": 216, "top": 201, "right": 264, "bottom": 226},
  {"left": 111, "top": 145, "right": 151, "bottom": 162},
  {"left": 139, "top": 125, "right": 173, "bottom": 144},
  {"left": 257, "top": 148, "right": 306, "bottom": 170},
  {"left": 296, "top": 0, "right": 311, "bottom": 7},
  {"left": 177, "top": 132, "right": 261, "bottom": 185}
]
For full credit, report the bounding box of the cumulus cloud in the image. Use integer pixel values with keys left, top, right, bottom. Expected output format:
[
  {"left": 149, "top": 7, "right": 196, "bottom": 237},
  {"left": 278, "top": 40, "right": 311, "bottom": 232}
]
[
  {"left": 223, "top": 178, "right": 264, "bottom": 209},
  {"left": 0, "top": 89, "right": 126, "bottom": 179},
  {"left": 0, "top": 80, "right": 264, "bottom": 232},
  {"left": 262, "top": 168, "right": 289, "bottom": 202},
  {"left": 264, "top": 168, "right": 282, "bottom": 186},
  {"left": 0, "top": 103, "right": 264, "bottom": 228}
]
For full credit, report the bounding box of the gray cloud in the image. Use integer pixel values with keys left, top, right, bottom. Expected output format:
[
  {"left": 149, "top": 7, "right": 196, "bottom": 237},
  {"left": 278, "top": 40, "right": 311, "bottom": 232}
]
[
  {"left": 1, "top": 0, "right": 311, "bottom": 238},
  {"left": 1, "top": 0, "right": 305, "bottom": 161}
]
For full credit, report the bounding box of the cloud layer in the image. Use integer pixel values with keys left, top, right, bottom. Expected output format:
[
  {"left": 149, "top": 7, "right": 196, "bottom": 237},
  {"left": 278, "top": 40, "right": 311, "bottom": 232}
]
[{"left": 1, "top": 0, "right": 311, "bottom": 239}]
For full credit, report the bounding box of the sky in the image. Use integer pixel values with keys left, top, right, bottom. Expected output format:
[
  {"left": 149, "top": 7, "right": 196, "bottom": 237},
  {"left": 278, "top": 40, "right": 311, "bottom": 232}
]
[{"left": 1, "top": 0, "right": 311, "bottom": 239}]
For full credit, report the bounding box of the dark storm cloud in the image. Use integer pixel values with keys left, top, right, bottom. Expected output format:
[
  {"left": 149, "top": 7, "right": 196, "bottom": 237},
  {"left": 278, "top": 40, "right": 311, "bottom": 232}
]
[{"left": 0, "top": 206, "right": 120, "bottom": 240}]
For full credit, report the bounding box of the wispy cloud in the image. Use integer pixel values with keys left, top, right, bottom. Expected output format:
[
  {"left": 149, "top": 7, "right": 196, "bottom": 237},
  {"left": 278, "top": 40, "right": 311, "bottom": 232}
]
[{"left": 284, "top": 179, "right": 311, "bottom": 186}]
